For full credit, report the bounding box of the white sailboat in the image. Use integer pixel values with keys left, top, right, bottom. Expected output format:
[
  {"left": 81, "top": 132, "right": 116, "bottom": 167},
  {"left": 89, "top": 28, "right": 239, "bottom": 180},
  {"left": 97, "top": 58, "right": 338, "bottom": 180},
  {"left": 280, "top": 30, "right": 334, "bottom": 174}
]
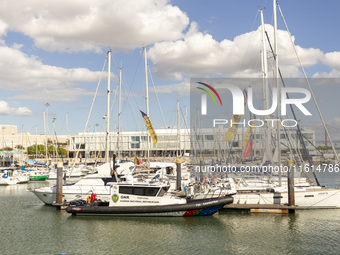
[{"left": 229, "top": 1, "right": 340, "bottom": 209}]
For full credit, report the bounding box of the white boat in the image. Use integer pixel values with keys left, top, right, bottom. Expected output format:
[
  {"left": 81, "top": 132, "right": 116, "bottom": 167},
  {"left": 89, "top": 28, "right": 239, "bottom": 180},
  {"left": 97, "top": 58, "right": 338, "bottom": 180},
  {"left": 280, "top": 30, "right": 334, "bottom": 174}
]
[
  {"left": 31, "top": 162, "right": 135, "bottom": 204},
  {"left": 66, "top": 180, "right": 234, "bottom": 217},
  {"left": 233, "top": 185, "right": 340, "bottom": 209},
  {"left": 30, "top": 163, "right": 114, "bottom": 204},
  {"left": 0, "top": 169, "right": 30, "bottom": 185},
  {"left": 48, "top": 165, "right": 84, "bottom": 180}
]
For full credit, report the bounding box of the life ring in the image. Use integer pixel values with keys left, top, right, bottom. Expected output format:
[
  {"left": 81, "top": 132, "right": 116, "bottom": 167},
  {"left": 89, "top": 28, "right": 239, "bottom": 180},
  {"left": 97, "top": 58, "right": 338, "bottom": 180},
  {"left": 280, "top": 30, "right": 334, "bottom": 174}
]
[{"left": 3, "top": 173, "right": 8, "bottom": 178}]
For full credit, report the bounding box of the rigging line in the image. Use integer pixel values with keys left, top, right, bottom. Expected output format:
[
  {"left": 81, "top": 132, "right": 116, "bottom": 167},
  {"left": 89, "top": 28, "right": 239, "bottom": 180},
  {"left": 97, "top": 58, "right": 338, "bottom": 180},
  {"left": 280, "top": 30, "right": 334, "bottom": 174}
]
[
  {"left": 109, "top": 82, "right": 119, "bottom": 131},
  {"left": 264, "top": 30, "right": 315, "bottom": 172},
  {"left": 239, "top": 10, "right": 261, "bottom": 72},
  {"left": 148, "top": 66, "right": 167, "bottom": 128},
  {"left": 115, "top": 58, "right": 145, "bottom": 132},
  {"left": 70, "top": 55, "right": 107, "bottom": 178},
  {"left": 121, "top": 75, "right": 144, "bottom": 131},
  {"left": 179, "top": 104, "right": 189, "bottom": 132},
  {"left": 128, "top": 49, "right": 144, "bottom": 110},
  {"left": 119, "top": 50, "right": 148, "bottom": 131},
  {"left": 301, "top": 133, "right": 326, "bottom": 156},
  {"left": 277, "top": 1, "right": 339, "bottom": 165}
]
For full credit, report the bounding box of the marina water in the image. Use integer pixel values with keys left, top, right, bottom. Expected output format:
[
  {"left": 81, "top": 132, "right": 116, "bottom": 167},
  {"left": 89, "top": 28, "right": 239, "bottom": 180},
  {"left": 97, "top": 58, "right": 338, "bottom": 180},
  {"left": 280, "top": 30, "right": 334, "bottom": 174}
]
[{"left": 1, "top": 172, "right": 340, "bottom": 255}]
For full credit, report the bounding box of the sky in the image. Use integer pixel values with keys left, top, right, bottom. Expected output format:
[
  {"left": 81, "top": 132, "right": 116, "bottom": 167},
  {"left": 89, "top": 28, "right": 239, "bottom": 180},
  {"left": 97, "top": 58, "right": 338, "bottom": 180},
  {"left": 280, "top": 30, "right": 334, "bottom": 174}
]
[{"left": 1, "top": 0, "right": 340, "bottom": 143}]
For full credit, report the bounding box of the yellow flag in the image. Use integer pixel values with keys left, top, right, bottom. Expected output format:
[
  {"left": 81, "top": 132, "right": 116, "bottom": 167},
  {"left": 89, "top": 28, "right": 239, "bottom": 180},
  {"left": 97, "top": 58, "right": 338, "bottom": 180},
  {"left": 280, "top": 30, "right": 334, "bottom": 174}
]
[
  {"left": 224, "top": 115, "right": 241, "bottom": 141},
  {"left": 140, "top": 110, "right": 158, "bottom": 144},
  {"left": 242, "top": 126, "right": 252, "bottom": 147},
  {"left": 224, "top": 89, "right": 248, "bottom": 142}
]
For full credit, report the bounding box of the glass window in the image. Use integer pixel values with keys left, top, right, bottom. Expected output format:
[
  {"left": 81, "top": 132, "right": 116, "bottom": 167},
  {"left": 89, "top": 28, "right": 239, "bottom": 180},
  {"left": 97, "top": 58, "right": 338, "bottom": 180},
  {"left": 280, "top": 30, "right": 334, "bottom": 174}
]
[
  {"left": 232, "top": 142, "right": 239, "bottom": 147},
  {"left": 134, "top": 187, "right": 145, "bottom": 195},
  {"left": 131, "top": 136, "right": 140, "bottom": 142},
  {"left": 205, "top": 135, "right": 214, "bottom": 141},
  {"left": 145, "top": 188, "right": 160, "bottom": 196},
  {"left": 158, "top": 187, "right": 169, "bottom": 197},
  {"left": 130, "top": 143, "right": 140, "bottom": 149},
  {"left": 119, "top": 186, "right": 134, "bottom": 195}
]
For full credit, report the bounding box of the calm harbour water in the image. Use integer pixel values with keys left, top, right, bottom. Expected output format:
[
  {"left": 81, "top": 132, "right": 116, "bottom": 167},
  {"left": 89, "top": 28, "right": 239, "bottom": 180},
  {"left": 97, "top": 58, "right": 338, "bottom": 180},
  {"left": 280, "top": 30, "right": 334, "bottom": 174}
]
[{"left": 1, "top": 173, "right": 340, "bottom": 255}]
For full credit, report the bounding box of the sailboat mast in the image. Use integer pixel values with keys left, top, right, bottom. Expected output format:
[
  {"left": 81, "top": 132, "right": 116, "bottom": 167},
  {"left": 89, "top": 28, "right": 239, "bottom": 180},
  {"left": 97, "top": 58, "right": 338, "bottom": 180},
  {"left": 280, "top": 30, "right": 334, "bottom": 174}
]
[
  {"left": 43, "top": 111, "right": 48, "bottom": 163},
  {"left": 144, "top": 46, "right": 150, "bottom": 160},
  {"left": 105, "top": 50, "right": 111, "bottom": 163},
  {"left": 260, "top": 10, "right": 271, "bottom": 165},
  {"left": 117, "top": 68, "right": 122, "bottom": 161},
  {"left": 273, "top": 0, "right": 282, "bottom": 186},
  {"left": 66, "top": 112, "right": 69, "bottom": 161},
  {"left": 177, "top": 100, "right": 180, "bottom": 157}
]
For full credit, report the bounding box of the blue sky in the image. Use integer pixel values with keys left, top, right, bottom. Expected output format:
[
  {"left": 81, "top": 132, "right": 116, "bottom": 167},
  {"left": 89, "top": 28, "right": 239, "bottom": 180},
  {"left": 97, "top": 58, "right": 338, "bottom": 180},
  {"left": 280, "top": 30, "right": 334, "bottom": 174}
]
[{"left": 0, "top": 0, "right": 340, "bottom": 142}]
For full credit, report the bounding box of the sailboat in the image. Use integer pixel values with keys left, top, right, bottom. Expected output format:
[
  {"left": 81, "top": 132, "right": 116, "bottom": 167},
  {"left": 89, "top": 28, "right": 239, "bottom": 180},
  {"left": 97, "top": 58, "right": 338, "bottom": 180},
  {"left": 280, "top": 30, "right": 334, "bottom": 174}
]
[
  {"left": 228, "top": 1, "right": 340, "bottom": 209},
  {"left": 31, "top": 50, "right": 121, "bottom": 204}
]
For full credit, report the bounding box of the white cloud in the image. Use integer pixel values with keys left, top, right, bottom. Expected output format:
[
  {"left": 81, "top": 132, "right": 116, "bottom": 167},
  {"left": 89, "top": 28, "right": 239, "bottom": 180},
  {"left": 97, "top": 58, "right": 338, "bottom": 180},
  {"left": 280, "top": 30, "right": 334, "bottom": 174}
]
[
  {"left": 0, "top": 0, "right": 189, "bottom": 52},
  {"left": 148, "top": 24, "right": 324, "bottom": 80},
  {"left": 152, "top": 80, "right": 190, "bottom": 96},
  {"left": 0, "top": 45, "right": 104, "bottom": 101},
  {"left": 0, "top": 19, "right": 7, "bottom": 36},
  {"left": 323, "top": 52, "right": 340, "bottom": 70},
  {"left": 314, "top": 52, "right": 340, "bottom": 78},
  {"left": 0, "top": 101, "right": 32, "bottom": 116}
]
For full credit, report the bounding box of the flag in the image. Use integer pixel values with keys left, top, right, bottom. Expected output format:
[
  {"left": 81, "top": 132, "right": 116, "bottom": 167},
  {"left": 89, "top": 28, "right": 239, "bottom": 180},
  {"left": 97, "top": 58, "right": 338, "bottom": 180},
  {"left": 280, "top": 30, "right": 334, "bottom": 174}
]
[
  {"left": 242, "top": 140, "right": 252, "bottom": 159},
  {"left": 224, "top": 89, "right": 248, "bottom": 142},
  {"left": 140, "top": 110, "right": 158, "bottom": 144},
  {"left": 134, "top": 156, "right": 141, "bottom": 165},
  {"left": 242, "top": 126, "right": 253, "bottom": 147},
  {"left": 224, "top": 115, "right": 241, "bottom": 141}
]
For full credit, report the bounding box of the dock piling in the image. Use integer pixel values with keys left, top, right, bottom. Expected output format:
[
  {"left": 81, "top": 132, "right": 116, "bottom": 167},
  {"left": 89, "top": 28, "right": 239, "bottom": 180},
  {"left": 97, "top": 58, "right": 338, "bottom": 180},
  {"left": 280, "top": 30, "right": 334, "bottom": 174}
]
[
  {"left": 176, "top": 158, "right": 181, "bottom": 190},
  {"left": 55, "top": 161, "right": 63, "bottom": 210}
]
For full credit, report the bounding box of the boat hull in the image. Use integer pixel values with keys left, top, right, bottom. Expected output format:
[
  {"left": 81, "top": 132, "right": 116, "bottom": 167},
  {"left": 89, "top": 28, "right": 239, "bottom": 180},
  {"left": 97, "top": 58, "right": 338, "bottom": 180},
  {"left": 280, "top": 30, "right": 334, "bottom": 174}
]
[
  {"left": 31, "top": 185, "right": 111, "bottom": 205},
  {"left": 30, "top": 175, "right": 49, "bottom": 181},
  {"left": 66, "top": 196, "right": 233, "bottom": 216},
  {"left": 233, "top": 188, "right": 340, "bottom": 208}
]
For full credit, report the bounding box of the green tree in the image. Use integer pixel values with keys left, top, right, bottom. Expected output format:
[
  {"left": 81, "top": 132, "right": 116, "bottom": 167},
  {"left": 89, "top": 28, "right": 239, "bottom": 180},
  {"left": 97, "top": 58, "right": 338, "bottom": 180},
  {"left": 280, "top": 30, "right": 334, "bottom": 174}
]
[{"left": 27, "top": 144, "right": 67, "bottom": 156}]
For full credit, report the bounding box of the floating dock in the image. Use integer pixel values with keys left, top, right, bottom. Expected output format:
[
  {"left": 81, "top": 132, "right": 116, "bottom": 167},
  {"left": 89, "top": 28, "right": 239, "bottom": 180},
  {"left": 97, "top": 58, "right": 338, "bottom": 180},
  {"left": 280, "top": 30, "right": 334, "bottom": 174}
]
[{"left": 223, "top": 204, "right": 297, "bottom": 213}]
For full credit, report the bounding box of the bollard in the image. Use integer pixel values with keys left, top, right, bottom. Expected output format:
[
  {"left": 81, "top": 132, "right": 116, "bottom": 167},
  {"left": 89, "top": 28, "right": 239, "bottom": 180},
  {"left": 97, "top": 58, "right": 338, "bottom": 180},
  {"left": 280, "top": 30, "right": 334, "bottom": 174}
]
[
  {"left": 199, "top": 157, "right": 203, "bottom": 182},
  {"left": 287, "top": 159, "right": 295, "bottom": 212},
  {"left": 176, "top": 158, "right": 181, "bottom": 191},
  {"left": 56, "top": 161, "right": 63, "bottom": 209}
]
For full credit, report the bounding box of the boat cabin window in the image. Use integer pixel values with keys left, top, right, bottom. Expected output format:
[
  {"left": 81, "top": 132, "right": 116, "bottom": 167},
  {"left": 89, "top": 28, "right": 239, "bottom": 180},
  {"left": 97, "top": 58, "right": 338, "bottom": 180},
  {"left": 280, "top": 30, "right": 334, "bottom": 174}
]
[
  {"left": 166, "top": 167, "right": 174, "bottom": 175},
  {"left": 119, "top": 186, "right": 161, "bottom": 196},
  {"left": 157, "top": 186, "right": 169, "bottom": 197}
]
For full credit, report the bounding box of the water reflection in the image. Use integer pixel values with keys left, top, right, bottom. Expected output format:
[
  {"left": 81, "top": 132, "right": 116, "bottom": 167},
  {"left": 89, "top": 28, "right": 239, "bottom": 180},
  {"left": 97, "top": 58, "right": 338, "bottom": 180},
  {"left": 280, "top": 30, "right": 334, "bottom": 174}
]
[{"left": 2, "top": 183, "right": 340, "bottom": 254}]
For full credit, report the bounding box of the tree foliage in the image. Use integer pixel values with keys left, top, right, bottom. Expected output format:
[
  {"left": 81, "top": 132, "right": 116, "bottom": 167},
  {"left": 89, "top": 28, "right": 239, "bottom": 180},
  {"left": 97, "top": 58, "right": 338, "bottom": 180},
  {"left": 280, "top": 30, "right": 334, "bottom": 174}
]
[
  {"left": 316, "top": 146, "right": 332, "bottom": 151},
  {"left": 26, "top": 144, "right": 67, "bottom": 156}
]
